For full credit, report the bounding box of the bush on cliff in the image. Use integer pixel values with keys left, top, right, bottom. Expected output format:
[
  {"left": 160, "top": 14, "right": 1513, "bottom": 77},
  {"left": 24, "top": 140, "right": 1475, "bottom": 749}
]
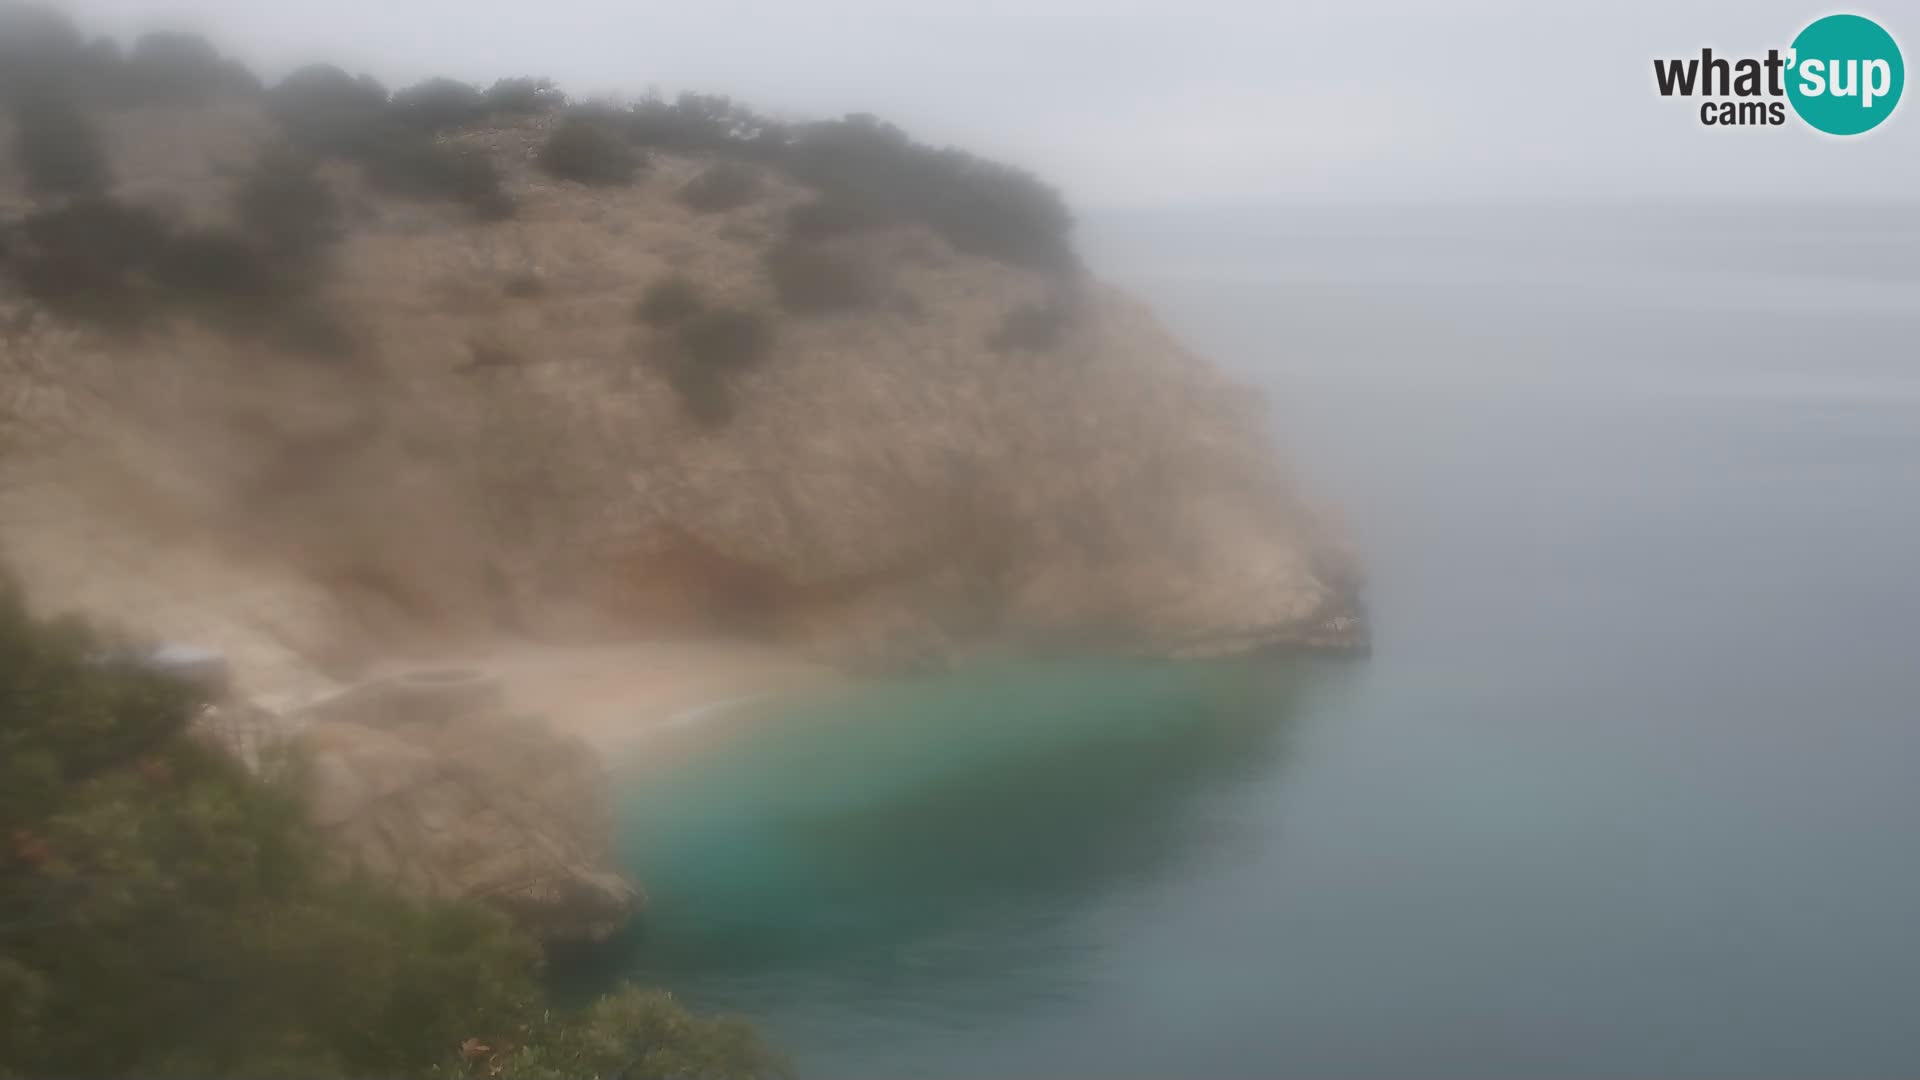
[
  {"left": 233, "top": 143, "right": 343, "bottom": 264},
  {"left": 668, "top": 363, "right": 734, "bottom": 427},
  {"left": 988, "top": 297, "right": 1074, "bottom": 353},
  {"left": 785, "top": 113, "right": 1075, "bottom": 272},
  {"left": 680, "top": 307, "right": 770, "bottom": 371},
  {"left": 484, "top": 76, "right": 565, "bottom": 116},
  {"left": 606, "top": 97, "right": 1074, "bottom": 270},
  {"left": 0, "top": 4, "right": 134, "bottom": 106},
  {"left": 9, "top": 93, "right": 113, "bottom": 197},
  {"left": 6, "top": 191, "right": 317, "bottom": 331},
  {"left": 626, "top": 92, "right": 775, "bottom": 152},
  {"left": 267, "top": 64, "right": 391, "bottom": 157},
  {"left": 785, "top": 196, "right": 884, "bottom": 241},
  {"left": 787, "top": 113, "right": 1075, "bottom": 270},
  {"left": 6, "top": 199, "right": 170, "bottom": 327},
  {"left": 0, "top": 3, "right": 85, "bottom": 101},
  {"left": 154, "top": 225, "right": 295, "bottom": 320},
  {"left": 662, "top": 308, "right": 772, "bottom": 427},
  {"left": 0, "top": 579, "right": 786, "bottom": 1079},
  {"left": 680, "top": 162, "right": 761, "bottom": 212},
  {"left": 539, "top": 118, "right": 643, "bottom": 185},
  {"left": 120, "top": 30, "right": 258, "bottom": 104},
  {"left": 636, "top": 274, "right": 704, "bottom": 326},
  {"left": 5, "top": 8, "right": 1078, "bottom": 270},
  {"left": 362, "top": 135, "right": 516, "bottom": 221},
  {"left": 764, "top": 239, "right": 874, "bottom": 313},
  {"left": 390, "top": 77, "right": 486, "bottom": 133}
]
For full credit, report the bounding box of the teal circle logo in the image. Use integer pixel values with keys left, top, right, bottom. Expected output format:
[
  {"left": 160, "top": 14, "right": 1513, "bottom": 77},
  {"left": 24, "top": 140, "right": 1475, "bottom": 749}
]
[{"left": 1787, "top": 14, "right": 1904, "bottom": 135}]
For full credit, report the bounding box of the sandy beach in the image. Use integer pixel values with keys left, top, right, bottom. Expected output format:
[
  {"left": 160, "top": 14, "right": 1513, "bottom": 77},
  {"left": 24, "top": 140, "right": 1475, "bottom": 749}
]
[{"left": 478, "top": 638, "right": 838, "bottom": 757}]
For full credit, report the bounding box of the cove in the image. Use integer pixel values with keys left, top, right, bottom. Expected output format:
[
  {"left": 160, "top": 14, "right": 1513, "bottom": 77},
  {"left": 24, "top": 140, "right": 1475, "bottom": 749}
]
[{"left": 559, "top": 658, "right": 1308, "bottom": 1074}]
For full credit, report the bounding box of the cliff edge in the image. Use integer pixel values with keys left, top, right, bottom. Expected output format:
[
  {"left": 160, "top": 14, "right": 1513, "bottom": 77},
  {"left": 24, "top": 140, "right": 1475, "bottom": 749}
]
[{"left": 0, "top": 104, "right": 1363, "bottom": 694}]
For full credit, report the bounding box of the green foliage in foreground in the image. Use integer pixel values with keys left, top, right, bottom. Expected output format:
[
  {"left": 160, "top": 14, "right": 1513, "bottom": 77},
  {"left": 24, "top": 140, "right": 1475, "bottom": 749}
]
[
  {"left": 459, "top": 987, "right": 785, "bottom": 1080},
  {"left": 0, "top": 580, "right": 787, "bottom": 1080}
]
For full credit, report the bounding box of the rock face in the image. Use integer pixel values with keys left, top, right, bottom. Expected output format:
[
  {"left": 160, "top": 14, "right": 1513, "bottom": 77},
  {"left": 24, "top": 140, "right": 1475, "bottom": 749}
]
[
  {"left": 287, "top": 671, "right": 641, "bottom": 944},
  {"left": 0, "top": 107, "right": 1363, "bottom": 695}
]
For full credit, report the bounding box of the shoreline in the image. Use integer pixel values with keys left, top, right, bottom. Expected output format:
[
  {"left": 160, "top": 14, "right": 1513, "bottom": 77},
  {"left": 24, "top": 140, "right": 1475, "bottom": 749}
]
[{"left": 481, "top": 639, "right": 839, "bottom": 759}]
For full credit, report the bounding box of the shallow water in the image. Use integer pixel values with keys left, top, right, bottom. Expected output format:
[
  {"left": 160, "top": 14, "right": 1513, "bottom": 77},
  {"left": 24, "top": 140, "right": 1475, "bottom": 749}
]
[{"left": 585, "top": 204, "right": 1920, "bottom": 1078}]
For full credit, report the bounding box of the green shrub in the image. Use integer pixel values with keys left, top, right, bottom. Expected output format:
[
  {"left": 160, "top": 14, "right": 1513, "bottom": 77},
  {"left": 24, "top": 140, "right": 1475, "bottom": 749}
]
[
  {"left": 786, "top": 113, "right": 1075, "bottom": 271},
  {"left": 6, "top": 196, "right": 313, "bottom": 332},
  {"left": 461, "top": 338, "right": 522, "bottom": 373},
  {"left": 626, "top": 92, "right": 771, "bottom": 151},
  {"left": 0, "top": 580, "right": 783, "bottom": 1079},
  {"left": 270, "top": 305, "right": 363, "bottom": 359},
  {"left": 664, "top": 307, "right": 771, "bottom": 427},
  {"left": 10, "top": 94, "right": 113, "bottom": 197},
  {"left": 154, "top": 226, "right": 289, "bottom": 315},
  {"left": 764, "top": 239, "right": 873, "bottom": 313},
  {"left": 785, "top": 197, "right": 883, "bottom": 241},
  {"left": 987, "top": 298, "right": 1073, "bottom": 353},
  {"left": 668, "top": 364, "right": 734, "bottom": 427},
  {"left": 0, "top": 6, "right": 129, "bottom": 106},
  {"left": 390, "top": 77, "right": 485, "bottom": 133},
  {"left": 0, "top": 581, "right": 534, "bottom": 1078},
  {"left": 635, "top": 274, "right": 703, "bottom": 326},
  {"left": 461, "top": 985, "right": 790, "bottom": 1080},
  {"left": 502, "top": 270, "right": 547, "bottom": 299},
  {"left": 679, "top": 307, "right": 769, "bottom": 370},
  {"left": 680, "top": 162, "right": 760, "bottom": 213},
  {"left": 538, "top": 118, "right": 641, "bottom": 185},
  {"left": 6, "top": 199, "right": 170, "bottom": 327},
  {"left": 266, "top": 64, "right": 390, "bottom": 157},
  {"left": 484, "top": 76, "right": 564, "bottom": 115},
  {"left": 362, "top": 136, "right": 515, "bottom": 220},
  {"left": 232, "top": 144, "right": 341, "bottom": 263},
  {"left": 121, "top": 30, "right": 257, "bottom": 104}
]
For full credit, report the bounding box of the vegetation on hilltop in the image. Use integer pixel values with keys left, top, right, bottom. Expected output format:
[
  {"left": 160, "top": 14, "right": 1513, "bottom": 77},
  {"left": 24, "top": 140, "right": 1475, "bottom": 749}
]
[
  {"left": 0, "top": 578, "right": 787, "bottom": 1079},
  {"left": 0, "top": 0, "right": 1077, "bottom": 413},
  {"left": 0, "top": 1, "right": 1075, "bottom": 270}
]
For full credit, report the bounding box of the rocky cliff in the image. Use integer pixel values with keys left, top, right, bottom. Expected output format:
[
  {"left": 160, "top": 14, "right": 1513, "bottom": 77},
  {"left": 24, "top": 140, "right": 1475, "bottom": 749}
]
[{"left": 0, "top": 104, "right": 1361, "bottom": 695}]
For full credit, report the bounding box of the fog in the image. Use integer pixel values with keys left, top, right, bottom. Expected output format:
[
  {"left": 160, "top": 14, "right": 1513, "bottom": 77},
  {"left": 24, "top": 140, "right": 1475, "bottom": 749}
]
[
  {"left": 9, "top": 3, "right": 1920, "bottom": 1077},
  {"left": 53, "top": 0, "right": 1920, "bottom": 208}
]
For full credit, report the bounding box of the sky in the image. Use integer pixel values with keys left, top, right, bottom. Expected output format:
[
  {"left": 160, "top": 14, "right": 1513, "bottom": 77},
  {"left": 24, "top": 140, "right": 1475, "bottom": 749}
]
[{"left": 46, "top": 0, "right": 1920, "bottom": 209}]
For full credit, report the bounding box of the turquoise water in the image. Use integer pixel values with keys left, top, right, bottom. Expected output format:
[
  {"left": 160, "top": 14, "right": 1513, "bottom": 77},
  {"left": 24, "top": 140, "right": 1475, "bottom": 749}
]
[
  {"left": 596, "top": 661, "right": 1303, "bottom": 1006},
  {"left": 579, "top": 205, "right": 1920, "bottom": 1077}
]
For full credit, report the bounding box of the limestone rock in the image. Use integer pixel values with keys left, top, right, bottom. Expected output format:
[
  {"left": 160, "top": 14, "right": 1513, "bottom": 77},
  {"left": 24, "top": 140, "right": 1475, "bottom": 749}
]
[
  {"left": 291, "top": 674, "right": 642, "bottom": 945},
  {"left": 0, "top": 107, "right": 1365, "bottom": 703}
]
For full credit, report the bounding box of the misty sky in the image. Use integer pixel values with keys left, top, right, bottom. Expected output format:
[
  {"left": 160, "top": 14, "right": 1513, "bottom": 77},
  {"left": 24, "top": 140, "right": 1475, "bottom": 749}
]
[{"left": 49, "top": 0, "right": 1920, "bottom": 208}]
